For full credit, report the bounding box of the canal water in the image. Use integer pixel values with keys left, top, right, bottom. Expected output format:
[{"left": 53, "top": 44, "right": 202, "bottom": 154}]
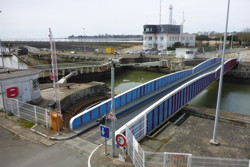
[
  {"left": 105, "top": 70, "right": 250, "bottom": 115},
  {"left": 1, "top": 55, "right": 29, "bottom": 69},
  {"left": 189, "top": 79, "right": 250, "bottom": 115},
  {"left": 104, "top": 69, "right": 165, "bottom": 93}
]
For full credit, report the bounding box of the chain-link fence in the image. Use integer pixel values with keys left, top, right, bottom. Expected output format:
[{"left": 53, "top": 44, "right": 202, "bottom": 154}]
[{"left": 6, "top": 98, "right": 51, "bottom": 128}]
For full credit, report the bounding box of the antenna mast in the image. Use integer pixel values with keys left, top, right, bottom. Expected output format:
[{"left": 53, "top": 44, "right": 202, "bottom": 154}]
[
  {"left": 49, "top": 28, "right": 61, "bottom": 134},
  {"left": 169, "top": 4, "right": 173, "bottom": 24}
]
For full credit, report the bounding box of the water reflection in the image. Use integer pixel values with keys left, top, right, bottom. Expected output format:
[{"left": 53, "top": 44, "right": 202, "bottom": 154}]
[
  {"left": 189, "top": 80, "right": 250, "bottom": 115},
  {"left": 1, "top": 55, "right": 29, "bottom": 69}
]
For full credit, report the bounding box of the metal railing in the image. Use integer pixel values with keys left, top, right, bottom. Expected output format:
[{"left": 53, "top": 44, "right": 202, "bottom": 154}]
[{"left": 6, "top": 99, "right": 51, "bottom": 128}]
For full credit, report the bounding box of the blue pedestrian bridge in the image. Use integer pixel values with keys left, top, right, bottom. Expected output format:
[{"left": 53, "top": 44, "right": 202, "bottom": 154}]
[{"left": 70, "top": 58, "right": 237, "bottom": 137}]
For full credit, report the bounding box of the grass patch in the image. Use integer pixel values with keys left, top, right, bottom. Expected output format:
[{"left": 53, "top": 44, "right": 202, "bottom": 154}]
[
  {"left": 7, "top": 112, "right": 14, "bottom": 116},
  {"left": 18, "top": 118, "right": 35, "bottom": 128}
]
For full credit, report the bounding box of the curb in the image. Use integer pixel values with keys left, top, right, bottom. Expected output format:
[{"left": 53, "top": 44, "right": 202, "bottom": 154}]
[
  {"left": 31, "top": 125, "right": 78, "bottom": 141},
  {"left": 88, "top": 144, "right": 103, "bottom": 167}
]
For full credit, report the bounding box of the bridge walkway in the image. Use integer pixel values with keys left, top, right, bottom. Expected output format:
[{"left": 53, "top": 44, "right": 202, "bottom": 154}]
[{"left": 74, "top": 62, "right": 221, "bottom": 134}]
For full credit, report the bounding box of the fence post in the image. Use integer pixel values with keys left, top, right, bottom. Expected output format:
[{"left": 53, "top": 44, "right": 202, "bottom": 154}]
[
  {"left": 16, "top": 100, "right": 20, "bottom": 117},
  {"left": 133, "top": 137, "right": 135, "bottom": 165},
  {"left": 45, "top": 109, "right": 48, "bottom": 128},
  {"left": 248, "top": 160, "right": 250, "bottom": 167},
  {"left": 144, "top": 115, "right": 147, "bottom": 136},
  {"left": 34, "top": 105, "right": 37, "bottom": 124},
  {"left": 10, "top": 100, "right": 13, "bottom": 114},
  {"left": 142, "top": 150, "right": 145, "bottom": 167},
  {"left": 187, "top": 154, "right": 192, "bottom": 167},
  {"left": 163, "top": 152, "right": 167, "bottom": 167}
]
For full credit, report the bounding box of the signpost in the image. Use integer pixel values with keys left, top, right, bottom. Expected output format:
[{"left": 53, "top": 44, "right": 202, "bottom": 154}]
[{"left": 100, "top": 125, "right": 110, "bottom": 155}]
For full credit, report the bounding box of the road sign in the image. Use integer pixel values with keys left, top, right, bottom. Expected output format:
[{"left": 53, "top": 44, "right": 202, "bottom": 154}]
[
  {"left": 6, "top": 87, "right": 19, "bottom": 98},
  {"left": 116, "top": 134, "right": 126, "bottom": 147},
  {"left": 106, "top": 110, "right": 117, "bottom": 120},
  {"left": 100, "top": 125, "right": 110, "bottom": 139}
]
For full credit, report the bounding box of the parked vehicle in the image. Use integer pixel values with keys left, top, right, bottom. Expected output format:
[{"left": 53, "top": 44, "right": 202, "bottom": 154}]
[{"left": 158, "top": 51, "right": 171, "bottom": 56}]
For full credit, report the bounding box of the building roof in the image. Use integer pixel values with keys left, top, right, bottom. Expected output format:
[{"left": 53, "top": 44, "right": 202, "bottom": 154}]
[
  {"left": 0, "top": 68, "right": 40, "bottom": 81},
  {"left": 143, "top": 24, "right": 181, "bottom": 34}
]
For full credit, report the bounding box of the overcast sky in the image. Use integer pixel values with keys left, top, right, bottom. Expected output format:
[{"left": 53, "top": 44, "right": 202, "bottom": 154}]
[{"left": 1, "top": 0, "right": 249, "bottom": 39}]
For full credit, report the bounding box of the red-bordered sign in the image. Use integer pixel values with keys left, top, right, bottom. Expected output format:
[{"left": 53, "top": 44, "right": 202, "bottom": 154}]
[
  {"left": 106, "top": 110, "right": 117, "bottom": 120},
  {"left": 6, "top": 87, "right": 19, "bottom": 98},
  {"left": 116, "top": 134, "right": 126, "bottom": 147},
  {"left": 49, "top": 74, "right": 54, "bottom": 80}
]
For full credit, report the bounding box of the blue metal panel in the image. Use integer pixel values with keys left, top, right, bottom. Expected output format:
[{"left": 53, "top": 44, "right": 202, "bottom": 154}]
[
  {"left": 108, "top": 101, "right": 111, "bottom": 111},
  {"left": 127, "top": 92, "right": 132, "bottom": 103},
  {"left": 163, "top": 101, "right": 167, "bottom": 119},
  {"left": 72, "top": 117, "right": 81, "bottom": 129},
  {"left": 159, "top": 104, "right": 164, "bottom": 124},
  {"left": 147, "top": 112, "right": 153, "bottom": 132},
  {"left": 161, "top": 78, "right": 164, "bottom": 88},
  {"left": 136, "top": 88, "right": 140, "bottom": 99},
  {"left": 100, "top": 104, "right": 106, "bottom": 115},
  {"left": 154, "top": 107, "right": 158, "bottom": 128},
  {"left": 169, "top": 96, "right": 173, "bottom": 115},
  {"left": 115, "top": 97, "right": 120, "bottom": 109},
  {"left": 83, "top": 112, "right": 90, "bottom": 123},
  {"left": 121, "top": 95, "right": 126, "bottom": 106},
  {"left": 92, "top": 108, "right": 99, "bottom": 119},
  {"left": 132, "top": 90, "right": 137, "bottom": 101}
]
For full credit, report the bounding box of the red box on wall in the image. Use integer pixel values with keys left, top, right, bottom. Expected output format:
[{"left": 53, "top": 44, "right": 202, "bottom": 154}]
[{"left": 6, "top": 87, "right": 19, "bottom": 98}]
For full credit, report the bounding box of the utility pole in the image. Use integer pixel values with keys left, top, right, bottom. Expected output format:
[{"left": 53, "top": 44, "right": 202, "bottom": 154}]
[
  {"left": 49, "top": 28, "right": 62, "bottom": 135},
  {"left": 210, "top": 0, "right": 231, "bottom": 146},
  {"left": 111, "top": 61, "right": 116, "bottom": 157}
]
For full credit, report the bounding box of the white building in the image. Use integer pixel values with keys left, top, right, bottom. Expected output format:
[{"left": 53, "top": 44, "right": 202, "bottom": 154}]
[
  {"left": 0, "top": 69, "right": 41, "bottom": 111},
  {"left": 143, "top": 24, "right": 196, "bottom": 50},
  {"left": 176, "top": 48, "right": 198, "bottom": 59}
]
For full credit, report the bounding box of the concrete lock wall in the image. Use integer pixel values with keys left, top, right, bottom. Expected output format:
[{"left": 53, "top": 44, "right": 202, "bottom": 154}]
[
  {"left": 70, "top": 58, "right": 223, "bottom": 132},
  {"left": 60, "top": 84, "right": 104, "bottom": 111}
]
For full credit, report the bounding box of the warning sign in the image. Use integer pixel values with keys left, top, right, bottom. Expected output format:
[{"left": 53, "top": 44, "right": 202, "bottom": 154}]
[{"left": 106, "top": 110, "right": 117, "bottom": 120}]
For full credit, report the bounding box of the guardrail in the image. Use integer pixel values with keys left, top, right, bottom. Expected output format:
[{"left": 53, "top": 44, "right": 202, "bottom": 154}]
[{"left": 70, "top": 58, "right": 222, "bottom": 131}]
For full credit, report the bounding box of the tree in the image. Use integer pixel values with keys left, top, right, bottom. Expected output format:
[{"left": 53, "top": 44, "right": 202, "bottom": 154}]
[
  {"left": 173, "top": 42, "right": 182, "bottom": 48},
  {"left": 196, "top": 35, "right": 210, "bottom": 41}
]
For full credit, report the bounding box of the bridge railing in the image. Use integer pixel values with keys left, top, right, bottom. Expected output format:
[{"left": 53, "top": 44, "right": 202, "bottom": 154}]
[
  {"left": 193, "top": 57, "right": 221, "bottom": 73},
  {"left": 116, "top": 58, "right": 237, "bottom": 139},
  {"left": 70, "top": 57, "right": 222, "bottom": 131},
  {"left": 116, "top": 58, "right": 238, "bottom": 167}
]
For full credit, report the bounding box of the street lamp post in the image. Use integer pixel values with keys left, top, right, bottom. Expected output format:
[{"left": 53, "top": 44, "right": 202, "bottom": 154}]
[
  {"left": 210, "top": 0, "right": 231, "bottom": 145},
  {"left": 111, "top": 61, "right": 116, "bottom": 157}
]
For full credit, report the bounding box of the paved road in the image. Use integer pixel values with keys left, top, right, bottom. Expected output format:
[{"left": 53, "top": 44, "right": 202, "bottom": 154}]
[{"left": 0, "top": 127, "right": 89, "bottom": 167}]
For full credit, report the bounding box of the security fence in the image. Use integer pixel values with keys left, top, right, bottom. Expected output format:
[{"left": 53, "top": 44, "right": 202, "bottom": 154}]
[{"left": 6, "top": 98, "right": 51, "bottom": 128}]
